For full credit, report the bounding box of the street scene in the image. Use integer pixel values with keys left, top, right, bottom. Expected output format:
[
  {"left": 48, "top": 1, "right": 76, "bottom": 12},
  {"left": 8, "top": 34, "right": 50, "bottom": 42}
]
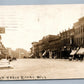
[{"left": 0, "top": 4, "right": 84, "bottom": 80}]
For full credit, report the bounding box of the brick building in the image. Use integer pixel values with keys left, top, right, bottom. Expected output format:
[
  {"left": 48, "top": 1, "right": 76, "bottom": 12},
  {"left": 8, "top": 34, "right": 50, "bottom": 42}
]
[
  {"left": 30, "top": 16, "right": 84, "bottom": 59},
  {"left": 31, "top": 35, "right": 61, "bottom": 58},
  {"left": 73, "top": 17, "right": 84, "bottom": 48},
  {"left": 31, "top": 42, "right": 39, "bottom": 58},
  {"left": 60, "top": 28, "right": 74, "bottom": 59}
]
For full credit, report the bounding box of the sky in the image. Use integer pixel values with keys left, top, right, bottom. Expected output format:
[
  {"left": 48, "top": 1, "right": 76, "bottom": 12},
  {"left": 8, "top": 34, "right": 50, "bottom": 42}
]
[{"left": 0, "top": 4, "right": 84, "bottom": 51}]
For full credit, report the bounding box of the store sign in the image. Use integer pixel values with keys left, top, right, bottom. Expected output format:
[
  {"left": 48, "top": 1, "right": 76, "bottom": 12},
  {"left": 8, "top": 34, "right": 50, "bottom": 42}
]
[{"left": 0, "top": 27, "right": 5, "bottom": 33}]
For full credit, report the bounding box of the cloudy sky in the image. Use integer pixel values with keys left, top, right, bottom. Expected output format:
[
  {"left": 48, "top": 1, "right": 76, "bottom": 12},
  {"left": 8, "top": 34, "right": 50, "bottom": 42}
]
[{"left": 0, "top": 4, "right": 84, "bottom": 51}]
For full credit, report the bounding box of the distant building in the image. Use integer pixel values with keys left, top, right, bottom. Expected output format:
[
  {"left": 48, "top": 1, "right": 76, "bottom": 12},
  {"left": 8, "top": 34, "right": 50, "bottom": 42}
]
[
  {"left": 15, "top": 48, "right": 28, "bottom": 58},
  {"left": 7, "top": 48, "right": 12, "bottom": 56},
  {"left": 7, "top": 48, "right": 29, "bottom": 59}
]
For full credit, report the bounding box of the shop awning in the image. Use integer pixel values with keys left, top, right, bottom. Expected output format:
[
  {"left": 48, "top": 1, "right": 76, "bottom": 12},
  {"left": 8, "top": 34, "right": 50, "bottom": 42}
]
[
  {"left": 70, "top": 50, "right": 77, "bottom": 55},
  {"left": 42, "top": 51, "right": 47, "bottom": 56},
  {"left": 77, "top": 48, "right": 84, "bottom": 55}
]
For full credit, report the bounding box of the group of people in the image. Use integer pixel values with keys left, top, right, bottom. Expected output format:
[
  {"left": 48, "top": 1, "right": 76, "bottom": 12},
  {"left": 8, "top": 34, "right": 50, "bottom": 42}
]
[{"left": 69, "top": 54, "right": 84, "bottom": 61}]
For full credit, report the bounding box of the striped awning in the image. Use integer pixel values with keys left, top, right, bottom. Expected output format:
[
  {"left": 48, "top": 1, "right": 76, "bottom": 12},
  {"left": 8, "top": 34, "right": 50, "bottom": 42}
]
[
  {"left": 77, "top": 48, "right": 84, "bottom": 55},
  {"left": 70, "top": 50, "right": 77, "bottom": 55}
]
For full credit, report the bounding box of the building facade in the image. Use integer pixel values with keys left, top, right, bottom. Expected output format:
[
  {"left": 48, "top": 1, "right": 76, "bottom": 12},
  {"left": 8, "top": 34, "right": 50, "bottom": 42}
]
[
  {"left": 31, "top": 42, "right": 39, "bottom": 58},
  {"left": 60, "top": 28, "right": 74, "bottom": 59},
  {"left": 73, "top": 17, "right": 84, "bottom": 48},
  {"left": 31, "top": 16, "right": 84, "bottom": 59}
]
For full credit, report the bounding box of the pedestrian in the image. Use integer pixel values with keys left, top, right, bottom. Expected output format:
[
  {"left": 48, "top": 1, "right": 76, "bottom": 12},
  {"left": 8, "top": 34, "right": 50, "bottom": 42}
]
[{"left": 80, "top": 55, "right": 83, "bottom": 61}]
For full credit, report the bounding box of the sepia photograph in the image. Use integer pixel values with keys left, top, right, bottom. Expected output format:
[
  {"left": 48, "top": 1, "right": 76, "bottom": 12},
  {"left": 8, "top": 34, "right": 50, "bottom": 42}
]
[{"left": 0, "top": 4, "right": 84, "bottom": 80}]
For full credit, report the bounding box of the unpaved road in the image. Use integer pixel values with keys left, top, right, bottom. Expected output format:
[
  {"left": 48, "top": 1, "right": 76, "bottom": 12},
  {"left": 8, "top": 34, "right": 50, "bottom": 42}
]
[{"left": 0, "top": 59, "right": 84, "bottom": 80}]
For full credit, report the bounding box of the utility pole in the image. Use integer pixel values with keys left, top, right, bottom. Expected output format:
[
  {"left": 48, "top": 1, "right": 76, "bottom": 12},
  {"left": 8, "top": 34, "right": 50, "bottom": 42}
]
[{"left": 19, "top": 49, "right": 21, "bottom": 58}]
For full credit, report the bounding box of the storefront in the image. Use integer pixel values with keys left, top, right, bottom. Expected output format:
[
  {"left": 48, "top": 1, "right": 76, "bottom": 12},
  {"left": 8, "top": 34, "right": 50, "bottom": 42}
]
[{"left": 76, "top": 48, "right": 84, "bottom": 61}]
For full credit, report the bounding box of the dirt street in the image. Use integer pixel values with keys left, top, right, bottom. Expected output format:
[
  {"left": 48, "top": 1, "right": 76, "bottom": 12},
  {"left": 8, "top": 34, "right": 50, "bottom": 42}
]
[{"left": 0, "top": 59, "right": 84, "bottom": 80}]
